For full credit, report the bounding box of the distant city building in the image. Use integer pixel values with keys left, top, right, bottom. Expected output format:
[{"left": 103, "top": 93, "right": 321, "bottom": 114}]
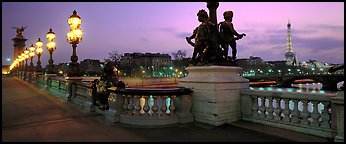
[
  {"left": 237, "top": 56, "right": 334, "bottom": 77},
  {"left": 285, "top": 20, "right": 298, "bottom": 66},
  {"left": 119, "top": 52, "right": 172, "bottom": 77},
  {"left": 237, "top": 56, "right": 272, "bottom": 76},
  {"left": 56, "top": 63, "right": 70, "bottom": 76},
  {"left": 172, "top": 57, "right": 190, "bottom": 77},
  {"left": 80, "top": 59, "right": 103, "bottom": 76}
]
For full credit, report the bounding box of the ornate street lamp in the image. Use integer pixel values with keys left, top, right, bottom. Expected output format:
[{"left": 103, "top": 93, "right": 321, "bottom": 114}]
[
  {"left": 24, "top": 48, "right": 30, "bottom": 72},
  {"left": 46, "top": 28, "right": 56, "bottom": 74},
  {"left": 17, "top": 55, "right": 22, "bottom": 70},
  {"left": 67, "top": 10, "right": 82, "bottom": 77},
  {"left": 20, "top": 53, "right": 25, "bottom": 70},
  {"left": 14, "top": 59, "right": 19, "bottom": 70},
  {"left": 35, "top": 38, "right": 43, "bottom": 73},
  {"left": 29, "top": 44, "right": 35, "bottom": 72},
  {"left": 17, "top": 56, "right": 21, "bottom": 76}
]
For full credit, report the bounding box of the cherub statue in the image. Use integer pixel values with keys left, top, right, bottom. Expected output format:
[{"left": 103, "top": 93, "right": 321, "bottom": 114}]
[
  {"left": 186, "top": 9, "right": 214, "bottom": 66},
  {"left": 218, "top": 11, "right": 246, "bottom": 62}
]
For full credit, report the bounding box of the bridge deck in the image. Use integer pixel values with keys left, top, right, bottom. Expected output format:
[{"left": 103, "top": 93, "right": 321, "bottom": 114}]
[{"left": 2, "top": 77, "right": 329, "bottom": 142}]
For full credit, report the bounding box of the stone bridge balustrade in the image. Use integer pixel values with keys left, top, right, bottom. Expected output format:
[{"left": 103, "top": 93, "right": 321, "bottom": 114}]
[
  {"left": 244, "top": 74, "right": 344, "bottom": 91},
  {"left": 14, "top": 74, "right": 343, "bottom": 141},
  {"left": 110, "top": 87, "right": 194, "bottom": 126},
  {"left": 73, "top": 81, "right": 93, "bottom": 108},
  {"left": 27, "top": 75, "right": 194, "bottom": 126},
  {"left": 35, "top": 74, "right": 45, "bottom": 88},
  {"left": 240, "top": 89, "right": 342, "bottom": 139},
  {"left": 331, "top": 91, "right": 344, "bottom": 142}
]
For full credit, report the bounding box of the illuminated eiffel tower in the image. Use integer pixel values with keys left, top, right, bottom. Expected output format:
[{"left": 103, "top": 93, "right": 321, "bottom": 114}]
[{"left": 285, "top": 20, "right": 298, "bottom": 66}]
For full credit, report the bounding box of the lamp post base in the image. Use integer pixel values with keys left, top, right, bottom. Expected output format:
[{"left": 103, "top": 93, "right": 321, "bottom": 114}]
[{"left": 67, "top": 62, "right": 81, "bottom": 77}]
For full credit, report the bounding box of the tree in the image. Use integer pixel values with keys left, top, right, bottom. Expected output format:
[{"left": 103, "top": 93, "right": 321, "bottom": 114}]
[
  {"left": 104, "top": 50, "right": 122, "bottom": 67},
  {"left": 172, "top": 50, "right": 186, "bottom": 61}
]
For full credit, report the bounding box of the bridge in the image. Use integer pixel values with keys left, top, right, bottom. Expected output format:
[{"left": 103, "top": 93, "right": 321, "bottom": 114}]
[
  {"left": 2, "top": 71, "right": 344, "bottom": 142},
  {"left": 243, "top": 73, "right": 344, "bottom": 90},
  {"left": 4, "top": 75, "right": 334, "bottom": 142}
]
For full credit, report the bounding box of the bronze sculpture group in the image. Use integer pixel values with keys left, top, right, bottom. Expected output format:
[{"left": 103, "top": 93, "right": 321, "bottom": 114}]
[
  {"left": 186, "top": 3, "right": 246, "bottom": 66},
  {"left": 12, "top": 26, "right": 27, "bottom": 37},
  {"left": 92, "top": 61, "right": 125, "bottom": 111}
]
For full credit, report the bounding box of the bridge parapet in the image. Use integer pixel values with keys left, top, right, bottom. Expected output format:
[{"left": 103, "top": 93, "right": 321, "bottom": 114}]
[
  {"left": 24, "top": 73, "right": 194, "bottom": 126},
  {"left": 107, "top": 87, "right": 194, "bottom": 125},
  {"left": 240, "top": 89, "right": 343, "bottom": 141},
  {"left": 244, "top": 74, "right": 344, "bottom": 91},
  {"left": 18, "top": 73, "right": 343, "bottom": 140}
]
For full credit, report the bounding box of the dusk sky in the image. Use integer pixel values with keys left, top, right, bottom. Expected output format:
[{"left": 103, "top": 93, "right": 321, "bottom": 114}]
[{"left": 2, "top": 2, "right": 344, "bottom": 67}]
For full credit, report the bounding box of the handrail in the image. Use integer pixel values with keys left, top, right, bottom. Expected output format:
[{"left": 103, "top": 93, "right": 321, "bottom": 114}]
[{"left": 111, "top": 86, "right": 192, "bottom": 96}]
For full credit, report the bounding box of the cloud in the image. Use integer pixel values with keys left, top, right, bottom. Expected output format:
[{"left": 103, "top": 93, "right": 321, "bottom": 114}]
[
  {"left": 156, "top": 27, "right": 175, "bottom": 33},
  {"left": 304, "top": 24, "right": 344, "bottom": 32},
  {"left": 140, "top": 38, "right": 149, "bottom": 42},
  {"left": 294, "top": 36, "right": 344, "bottom": 51},
  {"left": 176, "top": 32, "right": 192, "bottom": 39},
  {"left": 156, "top": 27, "right": 192, "bottom": 39}
]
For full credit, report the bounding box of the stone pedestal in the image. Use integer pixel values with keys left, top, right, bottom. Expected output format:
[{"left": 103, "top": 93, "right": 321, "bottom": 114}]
[
  {"left": 65, "top": 76, "right": 83, "bottom": 102},
  {"left": 332, "top": 91, "right": 344, "bottom": 142},
  {"left": 179, "top": 66, "right": 249, "bottom": 126},
  {"left": 45, "top": 74, "right": 57, "bottom": 89}
]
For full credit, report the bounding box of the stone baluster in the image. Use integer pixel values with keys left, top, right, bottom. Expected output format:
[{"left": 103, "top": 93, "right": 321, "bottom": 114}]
[
  {"left": 320, "top": 101, "right": 331, "bottom": 128},
  {"left": 127, "top": 95, "right": 134, "bottom": 115},
  {"left": 266, "top": 97, "right": 274, "bottom": 120},
  {"left": 133, "top": 95, "right": 141, "bottom": 116},
  {"left": 251, "top": 95, "right": 258, "bottom": 117},
  {"left": 291, "top": 99, "right": 300, "bottom": 123},
  {"left": 58, "top": 80, "right": 61, "bottom": 91},
  {"left": 258, "top": 96, "right": 266, "bottom": 118},
  {"left": 160, "top": 96, "right": 168, "bottom": 117},
  {"left": 169, "top": 95, "right": 176, "bottom": 116},
  {"left": 273, "top": 97, "right": 282, "bottom": 121},
  {"left": 310, "top": 101, "right": 320, "bottom": 127},
  {"left": 142, "top": 96, "right": 150, "bottom": 117},
  {"left": 299, "top": 100, "right": 309, "bottom": 125},
  {"left": 282, "top": 98, "right": 290, "bottom": 122},
  {"left": 151, "top": 96, "right": 159, "bottom": 117},
  {"left": 122, "top": 94, "right": 128, "bottom": 114}
]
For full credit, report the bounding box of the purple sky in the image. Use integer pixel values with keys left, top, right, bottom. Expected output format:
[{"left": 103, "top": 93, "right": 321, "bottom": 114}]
[{"left": 2, "top": 2, "right": 344, "bottom": 67}]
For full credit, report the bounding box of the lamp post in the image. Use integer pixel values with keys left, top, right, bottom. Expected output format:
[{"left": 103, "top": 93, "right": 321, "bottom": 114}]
[
  {"left": 21, "top": 53, "right": 25, "bottom": 71},
  {"left": 67, "top": 10, "right": 82, "bottom": 77},
  {"left": 25, "top": 49, "right": 30, "bottom": 79},
  {"left": 14, "top": 59, "right": 19, "bottom": 75},
  {"left": 35, "top": 38, "right": 43, "bottom": 73},
  {"left": 46, "top": 28, "right": 56, "bottom": 74},
  {"left": 24, "top": 48, "right": 29, "bottom": 72},
  {"left": 17, "top": 55, "right": 22, "bottom": 70},
  {"left": 29, "top": 44, "right": 35, "bottom": 72},
  {"left": 17, "top": 55, "right": 22, "bottom": 77}
]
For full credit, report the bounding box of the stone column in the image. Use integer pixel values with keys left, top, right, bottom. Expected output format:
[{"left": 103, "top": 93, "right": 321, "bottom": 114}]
[
  {"left": 34, "top": 72, "right": 43, "bottom": 86},
  {"left": 175, "top": 94, "right": 194, "bottom": 124},
  {"left": 332, "top": 91, "right": 344, "bottom": 142},
  {"left": 65, "top": 76, "right": 83, "bottom": 102},
  {"left": 45, "top": 73, "right": 57, "bottom": 90},
  {"left": 179, "top": 66, "right": 249, "bottom": 126},
  {"left": 12, "top": 36, "right": 27, "bottom": 62}
]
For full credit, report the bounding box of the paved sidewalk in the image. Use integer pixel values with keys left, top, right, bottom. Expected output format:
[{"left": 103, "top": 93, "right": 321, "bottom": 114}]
[{"left": 2, "top": 77, "right": 329, "bottom": 142}]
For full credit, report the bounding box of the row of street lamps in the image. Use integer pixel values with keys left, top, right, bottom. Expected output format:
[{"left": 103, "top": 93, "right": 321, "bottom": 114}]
[{"left": 9, "top": 10, "right": 83, "bottom": 77}]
